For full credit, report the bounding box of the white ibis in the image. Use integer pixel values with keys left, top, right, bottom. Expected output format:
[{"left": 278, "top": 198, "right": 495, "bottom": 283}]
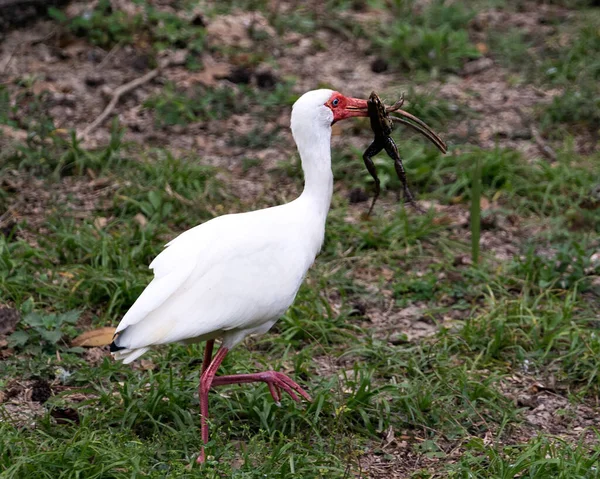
[{"left": 110, "top": 88, "right": 437, "bottom": 464}]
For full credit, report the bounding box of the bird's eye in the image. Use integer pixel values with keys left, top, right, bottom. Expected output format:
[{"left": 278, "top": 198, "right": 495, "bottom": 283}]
[{"left": 332, "top": 98, "right": 340, "bottom": 107}]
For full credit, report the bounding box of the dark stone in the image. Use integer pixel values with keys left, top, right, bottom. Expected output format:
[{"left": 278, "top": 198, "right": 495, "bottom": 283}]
[
  {"left": 349, "top": 187, "right": 369, "bottom": 204},
  {"left": 370, "top": 57, "right": 388, "bottom": 74},
  {"left": 31, "top": 378, "right": 52, "bottom": 404},
  {"left": 191, "top": 13, "right": 205, "bottom": 27},
  {"left": 255, "top": 71, "right": 277, "bottom": 90},
  {"left": 226, "top": 66, "right": 253, "bottom": 84}
]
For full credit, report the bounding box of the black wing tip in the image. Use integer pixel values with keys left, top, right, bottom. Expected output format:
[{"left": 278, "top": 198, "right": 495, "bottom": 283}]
[
  {"left": 109, "top": 329, "right": 127, "bottom": 352},
  {"left": 109, "top": 341, "right": 125, "bottom": 352}
]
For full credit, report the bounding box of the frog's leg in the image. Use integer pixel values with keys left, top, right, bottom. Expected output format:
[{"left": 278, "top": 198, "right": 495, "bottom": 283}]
[
  {"left": 383, "top": 136, "right": 420, "bottom": 210},
  {"left": 363, "top": 140, "right": 384, "bottom": 216},
  {"left": 385, "top": 93, "right": 404, "bottom": 113}
]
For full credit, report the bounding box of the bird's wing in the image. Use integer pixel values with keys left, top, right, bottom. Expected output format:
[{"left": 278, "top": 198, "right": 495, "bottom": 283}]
[{"left": 114, "top": 222, "right": 215, "bottom": 334}]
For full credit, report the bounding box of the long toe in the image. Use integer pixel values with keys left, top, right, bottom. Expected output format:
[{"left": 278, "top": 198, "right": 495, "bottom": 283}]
[
  {"left": 266, "top": 371, "right": 312, "bottom": 402},
  {"left": 267, "top": 382, "right": 282, "bottom": 404}
]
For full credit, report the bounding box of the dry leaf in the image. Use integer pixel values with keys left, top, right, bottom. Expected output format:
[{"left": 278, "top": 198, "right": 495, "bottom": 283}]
[
  {"left": 480, "top": 196, "right": 490, "bottom": 210},
  {"left": 94, "top": 217, "right": 108, "bottom": 229},
  {"left": 71, "top": 327, "right": 116, "bottom": 347},
  {"left": 134, "top": 213, "right": 148, "bottom": 228},
  {"left": 476, "top": 42, "right": 489, "bottom": 54}
]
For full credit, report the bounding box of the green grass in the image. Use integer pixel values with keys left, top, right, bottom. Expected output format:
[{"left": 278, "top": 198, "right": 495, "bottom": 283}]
[
  {"left": 49, "top": 0, "right": 206, "bottom": 54},
  {"left": 1, "top": 1, "right": 600, "bottom": 477},
  {"left": 145, "top": 82, "right": 298, "bottom": 127},
  {"left": 372, "top": 0, "right": 480, "bottom": 75}
]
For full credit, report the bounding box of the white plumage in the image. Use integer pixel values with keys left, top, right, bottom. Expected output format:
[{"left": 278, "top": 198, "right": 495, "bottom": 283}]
[{"left": 112, "top": 89, "right": 341, "bottom": 363}]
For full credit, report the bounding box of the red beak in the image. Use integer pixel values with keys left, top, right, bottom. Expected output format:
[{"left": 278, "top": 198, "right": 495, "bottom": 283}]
[{"left": 332, "top": 96, "right": 368, "bottom": 123}]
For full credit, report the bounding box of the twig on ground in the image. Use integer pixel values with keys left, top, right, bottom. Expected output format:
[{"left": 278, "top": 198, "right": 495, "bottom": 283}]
[
  {"left": 515, "top": 108, "right": 557, "bottom": 162},
  {"left": 531, "top": 125, "right": 557, "bottom": 162},
  {"left": 78, "top": 67, "right": 161, "bottom": 140}
]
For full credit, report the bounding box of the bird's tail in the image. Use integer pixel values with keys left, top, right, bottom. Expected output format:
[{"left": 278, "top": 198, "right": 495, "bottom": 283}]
[
  {"left": 110, "top": 329, "right": 150, "bottom": 364},
  {"left": 110, "top": 344, "right": 150, "bottom": 364}
]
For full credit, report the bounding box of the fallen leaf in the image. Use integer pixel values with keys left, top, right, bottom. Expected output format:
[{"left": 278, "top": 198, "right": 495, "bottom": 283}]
[
  {"left": 134, "top": 213, "right": 148, "bottom": 228},
  {"left": 94, "top": 217, "right": 108, "bottom": 229},
  {"left": 71, "top": 327, "right": 116, "bottom": 347}
]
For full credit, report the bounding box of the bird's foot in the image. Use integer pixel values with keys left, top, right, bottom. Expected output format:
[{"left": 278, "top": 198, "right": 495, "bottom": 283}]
[
  {"left": 211, "top": 370, "right": 312, "bottom": 403},
  {"left": 259, "top": 370, "right": 312, "bottom": 403}
]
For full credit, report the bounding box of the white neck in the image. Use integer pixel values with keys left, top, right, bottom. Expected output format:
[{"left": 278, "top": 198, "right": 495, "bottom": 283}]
[{"left": 293, "top": 123, "right": 334, "bottom": 221}]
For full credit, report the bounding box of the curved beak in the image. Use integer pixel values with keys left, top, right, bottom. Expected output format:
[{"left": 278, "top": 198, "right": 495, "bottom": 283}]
[
  {"left": 334, "top": 97, "right": 368, "bottom": 123},
  {"left": 384, "top": 94, "right": 447, "bottom": 153},
  {"left": 389, "top": 110, "right": 448, "bottom": 154}
]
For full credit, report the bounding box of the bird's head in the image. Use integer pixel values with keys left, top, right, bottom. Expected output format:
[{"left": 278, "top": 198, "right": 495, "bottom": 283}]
[{"left": 291, "top": 89, "right": 368, "bottom": 132}]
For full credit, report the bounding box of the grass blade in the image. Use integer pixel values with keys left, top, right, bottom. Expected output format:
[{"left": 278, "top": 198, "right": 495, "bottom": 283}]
[{"left": 471, "top": 156, "right": 482, "bottom": 265}]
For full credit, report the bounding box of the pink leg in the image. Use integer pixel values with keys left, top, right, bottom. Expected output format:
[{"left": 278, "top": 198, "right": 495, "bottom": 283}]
[
  {"left": 212, "top": 371, "right": 312, "bottom": 403},
  {"left": 195, "top": 346, "right": 312, "bottom": 465},
  {"left": 197, "top": 345, "right": 229, "bottom": 464},
  {"left": 202, "top": 340, "right": 214, "bottom": 375}
]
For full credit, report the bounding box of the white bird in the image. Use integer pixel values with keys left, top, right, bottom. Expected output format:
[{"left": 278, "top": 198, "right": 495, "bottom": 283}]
[{"left": 110, "top": 88, "right": 443, "bottom": 464}]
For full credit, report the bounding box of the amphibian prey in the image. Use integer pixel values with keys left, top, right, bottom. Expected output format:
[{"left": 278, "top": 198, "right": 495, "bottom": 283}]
[{"left": 363, "top": 91, "right": 448, "bottom": 215}]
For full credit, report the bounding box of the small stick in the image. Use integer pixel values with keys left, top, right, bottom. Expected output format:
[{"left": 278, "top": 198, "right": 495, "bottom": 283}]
[
  {"left": 531, "top": 126, "right": 557, "bottom": 162},
  {"left": 514, "top": 108, "right": 557, "bottom": 162},
  {"left": 79, "top": 67, "right": 161, "bottom": 140}
]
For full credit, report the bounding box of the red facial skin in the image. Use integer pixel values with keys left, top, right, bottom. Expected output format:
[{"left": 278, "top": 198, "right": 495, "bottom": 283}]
[{"left": 325, "top": 92, "right": 369, "bottom": 124}]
